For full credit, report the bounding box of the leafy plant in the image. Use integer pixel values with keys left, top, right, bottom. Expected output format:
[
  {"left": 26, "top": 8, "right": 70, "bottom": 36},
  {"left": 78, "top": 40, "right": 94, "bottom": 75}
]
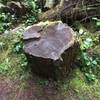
[
  {"left": 25, "top": 14, "right": 37, "bottom": 25},
  {"left": 92, "top": 17, "right": 100, "bottom": 27},
  {"left": 0, "top": 12, "right": 16, "bottom": 33},
  {"left": 0, "top": 58, "right": 11, "bottom": 74},
  {"left": 23, "top": 0, "right": 41, "bottom": 25},
  {"left": 77, "top": 25, "right": 100, "bottom": 82},
  {"left": 13, "top": 41, "right": 22, "bottom": 53}
]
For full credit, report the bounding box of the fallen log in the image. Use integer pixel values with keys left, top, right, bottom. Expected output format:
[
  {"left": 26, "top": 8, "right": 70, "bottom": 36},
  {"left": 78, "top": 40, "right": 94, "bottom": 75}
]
[
  {"left": 23, "top": 21, "right": 79, "bottom": 80},
  {"left": 39, "top": 0, "right": 100, "bottom": 23}
]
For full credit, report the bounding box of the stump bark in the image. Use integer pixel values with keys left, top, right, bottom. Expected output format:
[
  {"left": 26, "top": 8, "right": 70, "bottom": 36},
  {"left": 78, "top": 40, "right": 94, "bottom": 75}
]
[{"left": 23, "top": 21, "right": 78, "bottom": 80}]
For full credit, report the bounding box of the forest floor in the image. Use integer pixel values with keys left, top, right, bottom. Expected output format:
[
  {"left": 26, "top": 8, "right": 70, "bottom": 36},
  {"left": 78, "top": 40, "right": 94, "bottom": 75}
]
[
  {"left": 0, "top": 68, "right": 100, "bottom": 100},
  {"left": 0, "top": 22, "right": 100, "bottom": 100},
  {"left": 0, "top": 0, "right": 100, "bottom": 99}
]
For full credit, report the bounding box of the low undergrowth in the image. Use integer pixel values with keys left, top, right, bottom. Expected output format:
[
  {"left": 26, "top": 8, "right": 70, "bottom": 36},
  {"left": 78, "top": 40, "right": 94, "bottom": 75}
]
[
  {"left": 61, "top": 68, "right": 100, "bottom": 100},
  {"left": 0, "top": 0, "right": 41, "bottom": 33},
  {"left": 74, "top": 19, "right": 100, "bottom": 82},
  {"left": 0, "top": 27, "right": 30, "bottom": 80}
]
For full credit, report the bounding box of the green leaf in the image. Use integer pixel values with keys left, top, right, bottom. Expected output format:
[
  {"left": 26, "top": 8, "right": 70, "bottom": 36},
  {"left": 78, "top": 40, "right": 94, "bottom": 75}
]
[
  {"left": 96, "top": 22, "right": 100, "bottom": 26},
  {"left": 79, "top": 28, "right": 84, "bottom": 34},
  {"left": 92, "top": 60, "right": 97, "bottom": 65}
]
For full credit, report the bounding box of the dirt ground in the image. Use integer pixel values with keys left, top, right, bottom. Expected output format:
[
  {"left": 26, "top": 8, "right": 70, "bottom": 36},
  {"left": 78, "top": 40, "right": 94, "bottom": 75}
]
[
  {"left": 0, "top": 72, "right": 100, "bottom": 100},
  {"left": 0, "top": 75, "right": 63, "bottom": 100}
]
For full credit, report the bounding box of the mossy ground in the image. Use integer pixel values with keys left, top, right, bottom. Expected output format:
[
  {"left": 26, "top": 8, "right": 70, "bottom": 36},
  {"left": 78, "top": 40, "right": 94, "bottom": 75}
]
[
  {"left": 61, "top": 68, "right": 100, "bottom": 100},
  {"left": 0, "top": 29, "right": 100, "bottom": 100}
]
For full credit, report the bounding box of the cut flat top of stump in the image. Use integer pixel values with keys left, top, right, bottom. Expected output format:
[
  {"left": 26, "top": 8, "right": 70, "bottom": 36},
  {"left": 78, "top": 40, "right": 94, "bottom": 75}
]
[{"left": 23, "top": 21, "right": 75, "bottom": 60}]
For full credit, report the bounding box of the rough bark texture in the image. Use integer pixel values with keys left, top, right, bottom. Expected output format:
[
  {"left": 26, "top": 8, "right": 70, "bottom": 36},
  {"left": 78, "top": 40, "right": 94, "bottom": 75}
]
[
  {"left": 23, "top": 21, "right": 78, "bottom": 80},
  {"left": 39, "top": 0, "right": 100, "bottom": 23}
]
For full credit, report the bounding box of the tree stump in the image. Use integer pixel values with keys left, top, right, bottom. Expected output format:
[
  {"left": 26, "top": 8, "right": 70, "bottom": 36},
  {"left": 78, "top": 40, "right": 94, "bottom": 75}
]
[{"left": 23, "top": 21, "right": 78, "bottom": 80}]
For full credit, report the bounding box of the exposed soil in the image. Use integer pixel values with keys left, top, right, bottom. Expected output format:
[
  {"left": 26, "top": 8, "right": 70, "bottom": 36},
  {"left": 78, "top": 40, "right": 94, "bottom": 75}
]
[
  {"left": 0, "top": 69, "right": 100, "bottom": 100},
  {"left": 0, "top": 75, "right": 64, "bottom": 100}
]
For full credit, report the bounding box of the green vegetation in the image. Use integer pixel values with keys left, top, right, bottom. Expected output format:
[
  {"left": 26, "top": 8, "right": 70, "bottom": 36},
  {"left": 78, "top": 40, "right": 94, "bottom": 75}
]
[
  {"left": 0, "top": 12, "right": 16, "bottom": 33},
  {"left": 0, "top": 31, "right": 29, "bottom": 79},
  {"left": 23, "top": 0, "right": 41, "bottom": 25},
  {"left": 0, "top": 0, "right": 40, "bottom": 33},
  {"left": 61, "top": 68, "right": 100, "bottom": 100},
  {"left": 75, "top": 19, "right": 100, "bottom": 82}
]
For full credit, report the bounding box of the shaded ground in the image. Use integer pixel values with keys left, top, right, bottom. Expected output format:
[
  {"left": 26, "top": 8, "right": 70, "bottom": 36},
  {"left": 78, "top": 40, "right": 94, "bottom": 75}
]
[
  {"left": 0, "top": 75, "right": 62, "bottom": 100},
  {"left": 0, "top": 68, "right": 100, "bottom": 100}
]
